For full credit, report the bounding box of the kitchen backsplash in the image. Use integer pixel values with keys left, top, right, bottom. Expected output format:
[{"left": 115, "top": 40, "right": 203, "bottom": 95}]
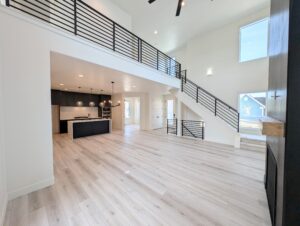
[{"left": 60, "top": 107, "right": 98, "bottom": 120}]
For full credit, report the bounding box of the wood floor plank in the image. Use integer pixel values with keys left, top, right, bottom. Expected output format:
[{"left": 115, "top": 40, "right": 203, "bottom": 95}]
[{"left": 4, "top": 128, "right": 271, "bottom": 226}]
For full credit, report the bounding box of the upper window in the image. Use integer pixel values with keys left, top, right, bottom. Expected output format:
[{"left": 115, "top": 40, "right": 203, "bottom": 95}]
[{"left": 240, "top": 18, "right": 269, "bottom": 62}]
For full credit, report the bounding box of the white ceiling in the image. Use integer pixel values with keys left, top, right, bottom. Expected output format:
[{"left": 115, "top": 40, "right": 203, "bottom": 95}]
[
  {"left": 111, "top": 0, "right": 270, "bottom": 53},
  {"left": 50, "top": 52, "right": 172, "bottom": 95}
]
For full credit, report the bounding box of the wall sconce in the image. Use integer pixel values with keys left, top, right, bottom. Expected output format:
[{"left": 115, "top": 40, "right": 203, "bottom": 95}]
[{"left": 206, "top": 67, "right": 213, "bottom": 76}]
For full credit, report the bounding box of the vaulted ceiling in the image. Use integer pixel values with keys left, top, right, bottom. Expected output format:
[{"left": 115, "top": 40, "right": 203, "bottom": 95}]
[{"left": 111, "top": 0, "right": 270, "bottom": 53}]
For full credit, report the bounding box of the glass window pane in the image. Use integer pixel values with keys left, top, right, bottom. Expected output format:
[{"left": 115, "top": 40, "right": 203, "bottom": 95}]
[{"left": 240, "top": 18, "right": 269, "bottom": 62}]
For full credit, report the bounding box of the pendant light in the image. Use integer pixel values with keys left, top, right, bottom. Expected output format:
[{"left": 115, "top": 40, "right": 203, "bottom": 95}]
[
  {"left": 76, "top": 86, "right": 83, "bottom": 107},
  {"left": 89, "top": 88, "right": 95, "bottom": 107},
  {"left": 99, "top": 81, "right": 121, "bottom": 108},
  {"left": 109, "top": 81, "right": 121, "bottom": 108}
]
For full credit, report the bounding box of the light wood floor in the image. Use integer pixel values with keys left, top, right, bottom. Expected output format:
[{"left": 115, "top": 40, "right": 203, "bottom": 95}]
[{"left": 4, "top": 129, "right": 271, "bottom": 226}]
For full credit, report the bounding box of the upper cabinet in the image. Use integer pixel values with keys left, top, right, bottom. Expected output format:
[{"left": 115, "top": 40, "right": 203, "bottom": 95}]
[{"left": 51, "top": 90, "right": 110, "bottom": 107}]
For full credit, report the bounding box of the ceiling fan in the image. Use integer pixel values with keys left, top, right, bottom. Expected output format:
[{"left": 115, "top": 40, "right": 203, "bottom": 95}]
[{"left": 148, "top": 0, "right": 185, "bottom": 17}]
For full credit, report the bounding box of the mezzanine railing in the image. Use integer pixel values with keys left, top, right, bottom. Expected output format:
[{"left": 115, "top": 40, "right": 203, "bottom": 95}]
[{"left": 5, "top": 0, "right": 181, "bottom": 78}]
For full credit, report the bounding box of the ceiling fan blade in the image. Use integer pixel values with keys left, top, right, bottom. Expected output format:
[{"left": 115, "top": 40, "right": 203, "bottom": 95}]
[
  {"left": 148, "top": 0, "right": 156, "bottom": 4},
  {"left": 176, "top": 0, "right": 183, "bottom": 16}
]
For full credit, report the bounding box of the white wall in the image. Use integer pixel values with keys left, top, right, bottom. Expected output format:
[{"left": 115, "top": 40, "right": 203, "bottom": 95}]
[
  {"left": 170, "top": 8, "right": 270, "bottom": 109},
  {"left": 84, "top": 0, "right": 132, "bottom": 30},
  {"left": 181, "top": 103, "right": 202, "bottom": 121},
  {"left": 111, "top": 94, "right": 124, "bottom": 130},
  {"left": 60, "top": 106, "right": 99, "bottom": 120},
  {"left": 0, "top": 6, "right": 179, "bottom": 200},
  {"left": 0, "top": 44, "right": 7, "bottom": 226}
]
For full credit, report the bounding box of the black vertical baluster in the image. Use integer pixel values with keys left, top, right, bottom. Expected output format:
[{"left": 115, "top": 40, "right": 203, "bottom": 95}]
[
  {"left": 196, "top": 87, "right": 199, "bottom": 103},
  {"left": 202, "top": 122, "right": 205, "bottom": 140},
  {"left": 6, "top": 0, "right": 9, "bottom": 6},
  {"left": 74, "top": 0, "right": 77, "bottom": 35},
  {"left": 237, "top": 113, "right": 240, "bottom": 132},
  {"left": 139, "top": 39, "right": 142, "bottom": 63},
  {"left": 178, "top": 64, "right": 181, "bottom": 79},
  {"left": 214, "top": 99, "right": 217, "bottom": 116},
  {"left": 113, "top": 23, "right": 116, "bottom": 51},
  {"left": 181, "top": 120, "right": 183, "bottom": 137},
  {"left": 167, "top": 120, "right": 168, "bottom": 134},
  {"left": 168, "top": 58, "right": 171, "bottom": 75},
  {"left": 157, "top": 50, "right": 159, "bottom": 70}
]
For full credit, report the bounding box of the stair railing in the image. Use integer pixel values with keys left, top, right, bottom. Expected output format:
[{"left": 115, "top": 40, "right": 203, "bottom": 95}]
[
  {"left": 167, "top": 119, "right": 178, "bottom": 135},
  {"left": 182, "top": 120, "right": 204, "bottom": 139},
  {"left": 5, "top": 0, "right": 181, "bottom": 78},
  {"left": 181, "top": 70, "right": 240, "bottom": 132}
]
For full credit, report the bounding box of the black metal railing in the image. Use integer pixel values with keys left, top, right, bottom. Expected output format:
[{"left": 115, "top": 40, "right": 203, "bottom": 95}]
[
  {"left": 182, "top": 120, "right": 204, "bottom": 139},
  {"left": 181, "top": 70, "right": 240, "bottom": 131},
  {"left": 6, "top": 0, "right": 181, "bottom": 78},
  {"left": 167, "top": 119, "right": 177, "bottom": 135}
]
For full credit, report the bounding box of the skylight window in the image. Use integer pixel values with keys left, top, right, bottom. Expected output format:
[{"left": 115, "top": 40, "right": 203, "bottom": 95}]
[{"left": 240, "top": 18, "right": 269, "bottom": 62}]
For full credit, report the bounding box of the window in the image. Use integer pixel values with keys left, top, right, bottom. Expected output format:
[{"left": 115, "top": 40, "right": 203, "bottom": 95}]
[
  {"left": 240, "top": 18, "right": 269, "bottom": 62},
  {"left": 239, "top": 92, "right": 266, "bottom": 119}
]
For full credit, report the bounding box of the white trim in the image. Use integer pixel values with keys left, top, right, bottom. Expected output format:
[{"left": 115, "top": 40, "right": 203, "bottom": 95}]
[
  {"left": 8, "top": 177, "right": 54, "bottom": 201},
  {"left": 0, "top": 194, "right": 7, "bottom": 226}
]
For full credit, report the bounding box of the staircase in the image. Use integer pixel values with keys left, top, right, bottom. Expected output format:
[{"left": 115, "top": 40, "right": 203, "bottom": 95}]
[
  {"left": 176, "top": 71, "right": 240, "bottom": 146},
  {"left": 181, "top": 70, "right": 240, "bottom": 131}
]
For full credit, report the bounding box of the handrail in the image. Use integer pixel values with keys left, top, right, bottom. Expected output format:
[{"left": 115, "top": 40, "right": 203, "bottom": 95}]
[
  {"left": 6, "top": 0, "right": 181, "bottom": 78},
  {"left": 181, "top": 70, "right": 240, "bottom": 131}
]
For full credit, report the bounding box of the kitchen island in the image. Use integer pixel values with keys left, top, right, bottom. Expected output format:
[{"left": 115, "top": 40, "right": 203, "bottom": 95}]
[{"left": 68, "top": 118, "right": 111, "bottom": 139}]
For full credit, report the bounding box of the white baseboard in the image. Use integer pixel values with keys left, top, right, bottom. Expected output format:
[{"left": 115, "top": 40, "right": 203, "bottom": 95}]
[
  {"left": 0, "top": 194, "right": 7, "bottom": 226},
  {"left": 8, "top": 177, "right": 54, "bottom": 201}
]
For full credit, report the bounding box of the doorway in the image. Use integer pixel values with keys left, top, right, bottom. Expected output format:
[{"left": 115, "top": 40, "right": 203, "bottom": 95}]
[
  {"left": 167, "top": 99, "right": 174, "bottom": 119},
  {"left": 124, "top": 97, "right": 141, "bottom": 132}
]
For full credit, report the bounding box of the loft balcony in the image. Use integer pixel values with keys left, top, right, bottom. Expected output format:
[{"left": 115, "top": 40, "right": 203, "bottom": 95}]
[{"left": 4, "top": 0, "right": 182, "bottom": 78}]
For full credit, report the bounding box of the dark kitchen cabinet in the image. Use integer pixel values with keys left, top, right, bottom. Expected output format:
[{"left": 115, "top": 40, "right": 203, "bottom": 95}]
[
  {"left": 51, "top": 90, "right": 109, "bottom": 107},
  {"left": 60, "top": 120, "right": 68, "bottom": 133}
]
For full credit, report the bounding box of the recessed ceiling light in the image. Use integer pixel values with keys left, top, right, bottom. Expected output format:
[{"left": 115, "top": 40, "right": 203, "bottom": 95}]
[
  {"left": 64, "top": 88, "right": 68, "bottom": 91},
  {"left": 59, "top": 83, "right": 64, "bottom": 86},
  {"left": 182, "top": 1, "right": 185, "bottom": 6},
  {"left": 154, "top": 30, "right": 158, "bottom": 35},
  {"left": 78, "top": 74, "right": 84, "bottom": 78}
]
